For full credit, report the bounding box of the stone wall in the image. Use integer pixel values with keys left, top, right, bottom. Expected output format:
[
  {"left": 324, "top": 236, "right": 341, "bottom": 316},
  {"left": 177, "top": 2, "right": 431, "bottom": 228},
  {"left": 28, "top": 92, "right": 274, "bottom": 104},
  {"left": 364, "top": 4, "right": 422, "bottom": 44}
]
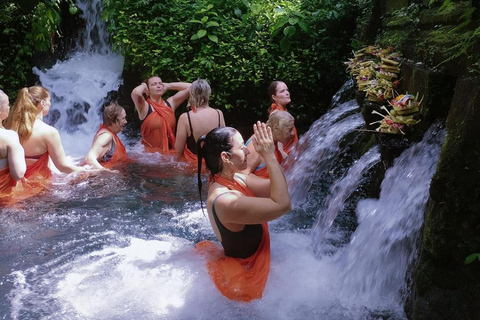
[{"left": 355, "top": 0, "right": 480, "bottom": 318}]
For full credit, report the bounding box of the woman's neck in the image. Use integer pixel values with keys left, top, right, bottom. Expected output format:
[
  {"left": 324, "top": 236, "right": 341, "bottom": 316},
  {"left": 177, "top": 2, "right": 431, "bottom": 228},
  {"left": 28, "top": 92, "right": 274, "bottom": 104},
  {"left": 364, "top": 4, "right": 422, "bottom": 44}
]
[
  {"left": 219, "top": 170, "right": 235, "bottom": 181},
  {"left": 149, "top": 95, "right": 163, "bottom": 103}
]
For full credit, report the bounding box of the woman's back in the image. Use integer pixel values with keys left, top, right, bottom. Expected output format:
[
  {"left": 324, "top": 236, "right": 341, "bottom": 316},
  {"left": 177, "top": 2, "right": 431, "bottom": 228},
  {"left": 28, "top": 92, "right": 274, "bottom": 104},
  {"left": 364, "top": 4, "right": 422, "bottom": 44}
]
[
  {"left": 22, "top": 120, "right": 53, "bottom": 162},
  {"left": 187, "top": 107, "right": 224, "bottom": 140}
]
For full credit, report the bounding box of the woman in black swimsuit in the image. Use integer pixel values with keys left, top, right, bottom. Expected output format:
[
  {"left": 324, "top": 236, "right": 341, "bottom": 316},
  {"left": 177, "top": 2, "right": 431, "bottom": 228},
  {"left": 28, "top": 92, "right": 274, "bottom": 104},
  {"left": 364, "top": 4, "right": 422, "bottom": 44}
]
[
  {"left": 195, "top": 123, "right": 291, "bottom": 301},
  {"left": 175, "top": 79, "right": 225, "bottom": 161}
]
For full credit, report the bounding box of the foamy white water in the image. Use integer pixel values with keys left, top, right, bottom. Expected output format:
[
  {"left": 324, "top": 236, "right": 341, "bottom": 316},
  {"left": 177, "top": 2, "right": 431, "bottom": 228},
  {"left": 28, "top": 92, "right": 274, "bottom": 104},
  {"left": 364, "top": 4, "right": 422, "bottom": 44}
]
[
  {"left": 285, "top": 100, "right": 363, "bottom": 207},
  {"left": 32, "top": 0, "right": 124, "bottom": 158},
  {"left": 339, "top": 123, "right": 446, "bottom": 306}
]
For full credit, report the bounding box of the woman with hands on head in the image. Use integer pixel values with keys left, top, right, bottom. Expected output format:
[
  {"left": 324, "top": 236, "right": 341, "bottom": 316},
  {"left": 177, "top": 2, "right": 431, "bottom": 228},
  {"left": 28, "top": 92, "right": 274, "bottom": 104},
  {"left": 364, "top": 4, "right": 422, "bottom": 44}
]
[
  {"left": 5, "top": 86, "right": 83, "bottom": 185},
  {"left": 131, "top": 76, "right": 191, "bottom": 153},
  {"left": 195, "top": 122, "right": 291, "bottom": 302}
]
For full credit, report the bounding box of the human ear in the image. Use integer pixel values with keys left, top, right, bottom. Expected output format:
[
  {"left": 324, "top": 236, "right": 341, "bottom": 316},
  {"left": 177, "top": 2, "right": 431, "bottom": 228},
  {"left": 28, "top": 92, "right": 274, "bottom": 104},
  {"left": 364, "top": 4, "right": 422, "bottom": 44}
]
[{"left": 220, "top": 151, "right": 231, "bottom": 163}]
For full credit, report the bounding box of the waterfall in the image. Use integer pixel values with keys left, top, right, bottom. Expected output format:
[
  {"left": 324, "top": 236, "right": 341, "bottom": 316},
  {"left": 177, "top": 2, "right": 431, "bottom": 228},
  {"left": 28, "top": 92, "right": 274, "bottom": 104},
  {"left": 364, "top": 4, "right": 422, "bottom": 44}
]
[
  {"left": 285, "top": 100, "right": 363, "bottom": 207},
  {"left": 32, "top": 0, "right": 124, "bottom": 158},
  {"left": 311, "top": 146, "right": 381, "bottom": 254},
  {"left": 338, "top": 123, "right": 446, "bottom": 305}
]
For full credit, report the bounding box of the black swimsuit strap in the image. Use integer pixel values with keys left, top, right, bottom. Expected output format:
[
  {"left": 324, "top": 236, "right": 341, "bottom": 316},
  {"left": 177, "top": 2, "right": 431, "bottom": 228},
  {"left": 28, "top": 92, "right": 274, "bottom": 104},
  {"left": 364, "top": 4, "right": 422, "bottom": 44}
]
[
  {"left": 186, "top": 111, "right": 194, "bottom": 140},
  {"left": 216, "top": 109, "right": 221, "bottom": 127}
]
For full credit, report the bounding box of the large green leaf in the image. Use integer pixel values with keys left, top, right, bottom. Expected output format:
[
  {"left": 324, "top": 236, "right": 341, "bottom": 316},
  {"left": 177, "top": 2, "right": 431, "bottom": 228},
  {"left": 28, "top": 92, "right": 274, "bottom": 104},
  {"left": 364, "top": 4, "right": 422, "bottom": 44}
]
[
  {"left": 465, "top": 253, "right": 480, "bottom": 264},
  {"left": 208, "top": 34, "right": 218, "bottom": 43},
  {"left": 197, "top": 29, "right": 207, "bottom": 38},
  {"left": 206, "top": 21, "right": 219, "bottom": 28},
  {"left": 283, "top": 25, "right": 296, "bottom": 37},
  {"left": 280, "top": 36, "right": 291, "bottom": 51}
]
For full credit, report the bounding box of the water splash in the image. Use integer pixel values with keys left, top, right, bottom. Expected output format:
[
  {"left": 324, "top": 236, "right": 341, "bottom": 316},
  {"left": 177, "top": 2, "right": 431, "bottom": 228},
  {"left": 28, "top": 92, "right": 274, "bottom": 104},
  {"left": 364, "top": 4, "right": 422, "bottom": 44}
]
[
  {"left": 312, "top": 146, "right": 381, "bottom": 253},
  {"left": 285, "top": 100, "right": 363, "bottom": 207},
  {"left": 32, "top": 0, "right": 124, "bottom": 158},
  {"left": 339, "top": 123, "right": 446, "bottom": 306}
]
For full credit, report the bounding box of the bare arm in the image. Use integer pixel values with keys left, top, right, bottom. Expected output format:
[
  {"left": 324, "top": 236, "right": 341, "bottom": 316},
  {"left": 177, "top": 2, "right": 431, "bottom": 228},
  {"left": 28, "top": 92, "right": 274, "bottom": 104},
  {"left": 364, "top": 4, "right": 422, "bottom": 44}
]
[
  {"left": 165, "top": 82, "right": 191, "bottom": 111},
  {"left": 174, "top": 113, "right": 188, "bottom": 156},
  {"left": 131, "top": 83, "right": 149, "bottom": 119},
  {"left": 218, "top": 109, "right": 226, "bottom": 127},
  {"left": 45, "top": 128, "right": 83, "bottom": 173},
  {"left": 85, "top": 132, "right": 114, "bottom": 169},
  {"left": 213, "top": 122, "right": 291, "bottom": 225},
  {"left": 6, "top": 131, "right": 26, "bottom": 180}
]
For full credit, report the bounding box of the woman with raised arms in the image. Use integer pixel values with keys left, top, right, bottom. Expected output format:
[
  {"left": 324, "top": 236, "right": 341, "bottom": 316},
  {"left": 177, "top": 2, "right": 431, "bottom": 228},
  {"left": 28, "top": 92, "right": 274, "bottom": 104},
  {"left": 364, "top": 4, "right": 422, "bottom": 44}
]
[
  {"left": 131, "top": 76, "right": 191, "bottom": 153},
  {"left": 195, "top": 122, "right": 291, "bottom": 302}
]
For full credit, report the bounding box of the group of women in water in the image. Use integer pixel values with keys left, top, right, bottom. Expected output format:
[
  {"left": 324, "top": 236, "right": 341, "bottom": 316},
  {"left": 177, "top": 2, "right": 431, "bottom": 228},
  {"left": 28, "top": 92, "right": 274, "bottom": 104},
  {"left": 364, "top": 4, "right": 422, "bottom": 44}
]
[{"left": 0, "top": 77, "right": 298, "bottom": 302}]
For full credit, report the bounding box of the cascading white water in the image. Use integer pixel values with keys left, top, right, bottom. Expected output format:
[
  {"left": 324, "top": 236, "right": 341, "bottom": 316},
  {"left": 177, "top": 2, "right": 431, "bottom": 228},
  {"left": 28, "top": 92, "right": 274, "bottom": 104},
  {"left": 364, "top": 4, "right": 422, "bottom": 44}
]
[
  {"left": 32, "top": 0, "right": 124, "bottom": 158},
  {"left": 311, "top": 145, "right": 381, "bottom": 253},
  {"left": 339, "top": 123, "right": 446, "bottom": 306},
  {"left": 285, "top": 100, "right": 363, "bottom": 207},
  {"left": 1, "top": 0, "right": 450, "bottom": 318}
]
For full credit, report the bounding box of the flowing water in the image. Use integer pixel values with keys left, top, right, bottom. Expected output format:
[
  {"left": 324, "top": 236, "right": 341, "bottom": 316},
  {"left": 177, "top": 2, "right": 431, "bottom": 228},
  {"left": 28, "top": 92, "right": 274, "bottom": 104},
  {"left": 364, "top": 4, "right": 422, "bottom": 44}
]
[{"left": 0, "top": 1, "right": 447, "bottom": 319}]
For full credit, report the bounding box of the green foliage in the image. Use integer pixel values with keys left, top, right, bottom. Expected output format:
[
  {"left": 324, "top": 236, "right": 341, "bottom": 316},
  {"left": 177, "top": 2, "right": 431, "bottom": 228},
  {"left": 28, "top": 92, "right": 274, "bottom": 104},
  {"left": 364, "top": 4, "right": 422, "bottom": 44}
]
[
  {"left": 0, "top": 0, "right": 78, "bottom": 98},
  {"left": 465, "top": 253, "right": 480, "bottom": 264},
  {"left": 103, "top": 0, "right": 358, "bottom": 125}
]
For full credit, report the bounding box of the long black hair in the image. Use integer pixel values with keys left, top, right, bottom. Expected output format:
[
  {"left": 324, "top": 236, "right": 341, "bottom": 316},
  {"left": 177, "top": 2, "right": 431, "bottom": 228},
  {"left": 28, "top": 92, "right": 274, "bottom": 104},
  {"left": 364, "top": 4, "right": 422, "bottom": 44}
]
[{"left": 196, "top": 127, "right": 237, "bottom": 212}]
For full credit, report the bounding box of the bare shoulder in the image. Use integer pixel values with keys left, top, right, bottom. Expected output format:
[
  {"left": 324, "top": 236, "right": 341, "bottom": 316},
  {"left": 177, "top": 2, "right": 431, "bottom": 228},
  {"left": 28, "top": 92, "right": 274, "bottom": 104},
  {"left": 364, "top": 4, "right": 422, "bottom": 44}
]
[{"left": 206, "top": 183, "right": 242, "bottom": 208}]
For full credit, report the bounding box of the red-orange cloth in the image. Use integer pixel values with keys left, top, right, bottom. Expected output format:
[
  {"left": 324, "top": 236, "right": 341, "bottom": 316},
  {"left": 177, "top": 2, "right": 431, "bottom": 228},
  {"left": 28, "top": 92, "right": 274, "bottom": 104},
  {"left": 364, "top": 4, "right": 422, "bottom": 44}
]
[
  {"left": 3, "top": 152, "right": 52, "bottom": 204},
  {"left": 141, "top": 98, "right": 176, "bottom": 153},
  {"left": 249, "top": 134, "right": 285, "bottom": 179},
  {"left": 24, "top": 152, "right": 52, "bottom": 184},
  {"left": 196, "top": 175, "right": 271, "bottom": 302},
  {"left": 94, "top": 124, "right": 129, "bottom": 169},
  {"left": 182, "top": 144, "right": 197, "bottom": 163},
  {"left": 0, "top": 167, "right": 17, "bottom": 197},
  {"left": 269, "top": 103, "right": 298, "bottom": 155}
]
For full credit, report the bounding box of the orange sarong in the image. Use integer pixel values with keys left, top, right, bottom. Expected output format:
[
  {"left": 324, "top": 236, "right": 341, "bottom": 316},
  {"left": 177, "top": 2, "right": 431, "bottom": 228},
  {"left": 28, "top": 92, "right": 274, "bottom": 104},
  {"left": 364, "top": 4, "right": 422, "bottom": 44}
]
[
  {"left": 269, "top": 103, "right": 299, "bottom": 155},
  {"left": 0, "top": 167, "right": 17, "bottom": 198},
  {"left": 141, "top": 99, "right": 176, "bottom": 153},
  {"left": 182, "top": 144, "right": 197, "bottom": 163},
  {"left": 2, "top": 152, "right": 52, "bottom": 205},
  {"left": 196, "top": 175, "right": 271, "bottom": 302},
  {"left": 248, "top": 134, "right": 285, "bottom": 179},
  {"left": 94, "top": 124, "right": 129, "bottom": 169}
]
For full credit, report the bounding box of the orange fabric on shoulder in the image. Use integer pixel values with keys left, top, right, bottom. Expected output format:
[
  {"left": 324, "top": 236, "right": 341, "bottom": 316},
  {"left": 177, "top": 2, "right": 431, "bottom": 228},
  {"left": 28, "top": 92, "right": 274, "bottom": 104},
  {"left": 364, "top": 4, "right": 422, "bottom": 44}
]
[
  {"left": 141, "top": 98, "right": 176, "bottom": 153},
  {"left": 196, "top": 175, "right": 271, "bottom": 302},
  {"left": 250, "top": 133, "right": 287, "bottom": 179},
  {"left": 95, "top": 124, "right": 130, "bottom": 169},
  {"left": 269, "top": 103, "right": 298, "bottom": 156}
]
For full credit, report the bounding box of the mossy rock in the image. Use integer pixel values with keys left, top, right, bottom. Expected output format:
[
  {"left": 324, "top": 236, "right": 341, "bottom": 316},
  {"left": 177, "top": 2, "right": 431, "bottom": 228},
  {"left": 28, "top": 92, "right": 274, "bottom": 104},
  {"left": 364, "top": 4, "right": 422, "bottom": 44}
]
[{"left": 411, "top": 77, "right": 480, "bottom": 320}]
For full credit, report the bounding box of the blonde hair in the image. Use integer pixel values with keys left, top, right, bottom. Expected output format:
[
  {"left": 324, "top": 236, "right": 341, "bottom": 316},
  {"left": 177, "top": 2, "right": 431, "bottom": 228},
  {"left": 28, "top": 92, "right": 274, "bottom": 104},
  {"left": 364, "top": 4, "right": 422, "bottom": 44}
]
[
  {"left": 267, "top": 110, "right": 294, "bottom": 130},
  {"left": 103, "top": 102, "right": 124, "bottom": 126},
  {"left": 5, "top": 86, "right": 49, "bottom": 143},
  {"left": 189, "top": 79, "right": 211, "bottom": 109}
]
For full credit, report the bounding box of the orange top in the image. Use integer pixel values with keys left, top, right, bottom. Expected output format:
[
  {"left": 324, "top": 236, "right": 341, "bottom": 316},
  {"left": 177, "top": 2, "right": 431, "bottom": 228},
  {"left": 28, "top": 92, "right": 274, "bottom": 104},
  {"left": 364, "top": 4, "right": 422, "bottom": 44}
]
[
  {"left": 141, "top": 98, "right": 176, "bottom": 153},
  {"left": 196, "top": 175, "right": 271, "bottom": 302},
  {"left": 94, "top": 124, "right": 129, "bottom": 169},
  {"left": 269, "top": 103, "right": 298, "bottom": 155},
  {"left": 247, "top": 134, "right": 285, "bottom": 179}
]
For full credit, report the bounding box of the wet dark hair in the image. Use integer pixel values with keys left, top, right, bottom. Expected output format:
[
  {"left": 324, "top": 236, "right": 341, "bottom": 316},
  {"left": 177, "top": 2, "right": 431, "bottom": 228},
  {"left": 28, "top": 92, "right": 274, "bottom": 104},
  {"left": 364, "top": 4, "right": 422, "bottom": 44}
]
[
  {"left": 196, "top": 127, "right": 237, "bottom": 212},
  {"left": 267, "top": 80, "right": 282, "bottom": 102}
]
